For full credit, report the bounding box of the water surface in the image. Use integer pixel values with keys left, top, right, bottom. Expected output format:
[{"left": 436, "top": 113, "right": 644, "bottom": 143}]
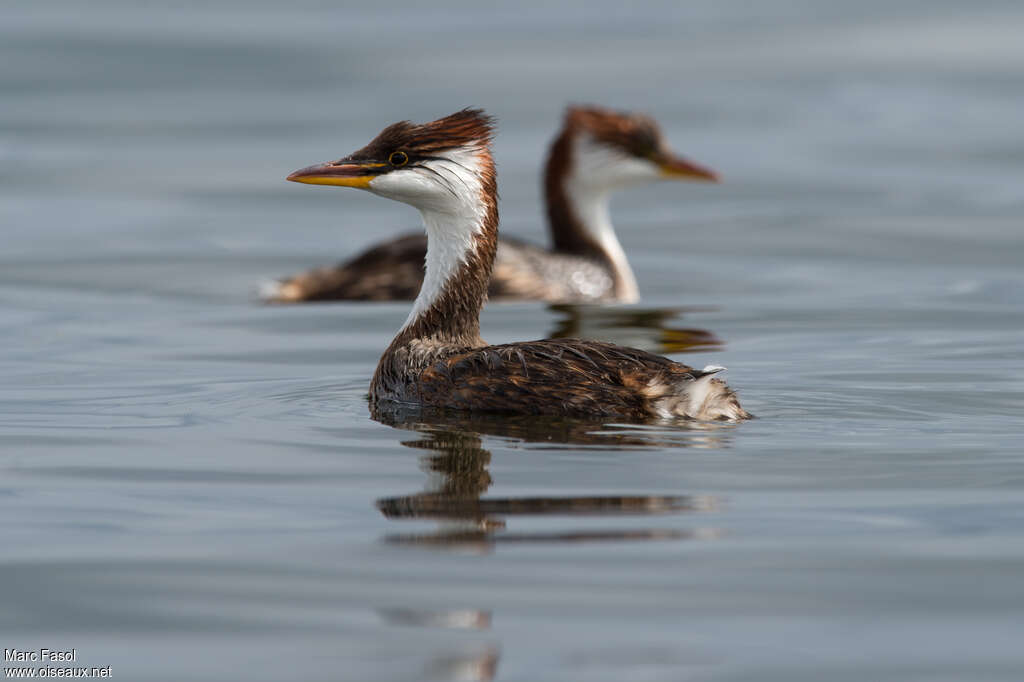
[{"left": 2, "top": 1, "right": 1024, "bottom": 680}]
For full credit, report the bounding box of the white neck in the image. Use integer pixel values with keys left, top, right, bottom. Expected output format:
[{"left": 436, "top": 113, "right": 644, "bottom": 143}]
[
  {"left": 391, "top": 148, "right": 490, "bottom": 330},
  {"left": 562, "top": 180, "right": 640, "bottom": 303},
  {"left": 560, "top": 135, "right": 656, "bottom": 303},
  {"left": 402, "top": 206, "right": 486, "bottom": 329}
]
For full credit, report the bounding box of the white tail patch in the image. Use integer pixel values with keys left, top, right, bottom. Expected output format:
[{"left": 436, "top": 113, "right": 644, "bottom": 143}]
[
  {"left": 257, "top": 278, "right": 290, "bottom": 303},
  {"left": 701, "top": 364, "right": 726, "bottom": 374},
  {"left": 687, "top": 373, "right": 721, "bottom": 417}
]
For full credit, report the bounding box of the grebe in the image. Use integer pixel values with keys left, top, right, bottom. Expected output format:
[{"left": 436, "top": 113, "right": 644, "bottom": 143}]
[
  {"left": 287, "top": 109, "right": 749, "bottom": 421},
  {"left": 266, "top": 105, "right": 718, "bottom": 304}
]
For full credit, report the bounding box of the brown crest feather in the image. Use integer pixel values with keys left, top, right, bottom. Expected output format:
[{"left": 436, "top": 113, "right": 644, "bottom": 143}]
[{"left": 344, "top": 108, "right": 495, "bottom": 162}]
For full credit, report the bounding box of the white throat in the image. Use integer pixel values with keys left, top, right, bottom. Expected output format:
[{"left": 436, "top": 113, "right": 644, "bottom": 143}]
[
  {"left": 369, "top": 147, "right": 489, "bottom": 330},
  {"left": 564, "top": 187, "right": 639, "bottom": 303},
  {"left": 563, "top": 144, "right": 641, "bottom": 303},
  {"left": 402, "top": 207, "right": 485, "bottom": 329}
]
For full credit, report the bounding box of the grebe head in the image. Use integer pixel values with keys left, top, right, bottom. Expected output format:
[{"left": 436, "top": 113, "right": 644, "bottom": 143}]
[
  {"left": 543, "top": 106, "right": 718, "bottom": 303},
  {"left": 287, "top": 108, "right": 495, "bottom": 215},
  {"left": 561, "top": 105, "right": 718, "bottom": 192},
  {"left": 288, "top": 109, "right": 499, "bottom": 341}
]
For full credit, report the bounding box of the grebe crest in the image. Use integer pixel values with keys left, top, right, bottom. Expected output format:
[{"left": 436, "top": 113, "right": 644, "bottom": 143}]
[{"left": 287, "top": 109, "right": 749, "bottom": 422}]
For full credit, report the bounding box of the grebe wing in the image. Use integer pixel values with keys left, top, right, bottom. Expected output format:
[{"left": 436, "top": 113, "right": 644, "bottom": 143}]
[{"left": 416, "top": 338, "right": 713, "bottom": 418}]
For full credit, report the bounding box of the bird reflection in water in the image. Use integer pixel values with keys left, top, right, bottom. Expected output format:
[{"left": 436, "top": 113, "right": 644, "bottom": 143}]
[
  {"left": 370, "top": 408, "right": 737, "bottom": 681},
  {"left": 372, "top": 405, "right": 733, "bottom": 551},
  {"left": 546, "top": 304, "right": 723, "bottom": 355},
  {"left": 376, "top": 607, "right": 499, "bottom": 681}
]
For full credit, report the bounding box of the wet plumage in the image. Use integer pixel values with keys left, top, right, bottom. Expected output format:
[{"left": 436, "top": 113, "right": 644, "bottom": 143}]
[{"left": 374, "top": 338, "right": 747, "bottom": 421}]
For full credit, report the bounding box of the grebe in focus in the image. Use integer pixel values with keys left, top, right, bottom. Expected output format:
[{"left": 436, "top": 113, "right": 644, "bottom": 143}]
[
  {"left": 267, "top": 105, "right": 718, "bottom": 304},
  {"left": 286, "top": 109, "right": 749, "bottom": 421}
]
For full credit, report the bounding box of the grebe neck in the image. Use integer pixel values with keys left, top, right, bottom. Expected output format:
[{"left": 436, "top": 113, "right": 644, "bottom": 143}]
[
  {"left": 545, "top": 134, "right": 640, "bottom": 303},
  {"left": 391, "top": 152, "right": 498, "bottom": 350}
]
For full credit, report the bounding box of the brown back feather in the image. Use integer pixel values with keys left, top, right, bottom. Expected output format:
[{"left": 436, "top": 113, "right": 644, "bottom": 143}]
[{"left": 413, "top": 338, "right": 707, "bottom": 419}]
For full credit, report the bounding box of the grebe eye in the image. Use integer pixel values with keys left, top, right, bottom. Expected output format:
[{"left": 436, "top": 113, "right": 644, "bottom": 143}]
[{"left": 389, "top": 151, "right": 408, "bottom": 167}]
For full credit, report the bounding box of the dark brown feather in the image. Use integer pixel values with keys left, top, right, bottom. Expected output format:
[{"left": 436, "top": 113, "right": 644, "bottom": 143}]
[
  {"left": 269, "top": 234, "right": 428, "bottom": 302},
  {"left": 373, "top": 338, "right": 748, "bottom": 421},
  {"left": 342, "top": 108, "right": 495, "bottom": 165},
  {"left": 562, "top": 105, "right": 662, "bottom": 159}
]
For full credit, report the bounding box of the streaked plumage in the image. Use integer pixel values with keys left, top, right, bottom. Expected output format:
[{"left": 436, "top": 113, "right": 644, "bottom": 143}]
[{"left": 377, "top": 338, "right": 743, "bottom": 420}]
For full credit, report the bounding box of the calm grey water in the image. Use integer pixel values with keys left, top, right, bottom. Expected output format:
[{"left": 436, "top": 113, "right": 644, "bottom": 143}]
[{"left": 3, "top": 1, "right": 1024, "bottom": 680}]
